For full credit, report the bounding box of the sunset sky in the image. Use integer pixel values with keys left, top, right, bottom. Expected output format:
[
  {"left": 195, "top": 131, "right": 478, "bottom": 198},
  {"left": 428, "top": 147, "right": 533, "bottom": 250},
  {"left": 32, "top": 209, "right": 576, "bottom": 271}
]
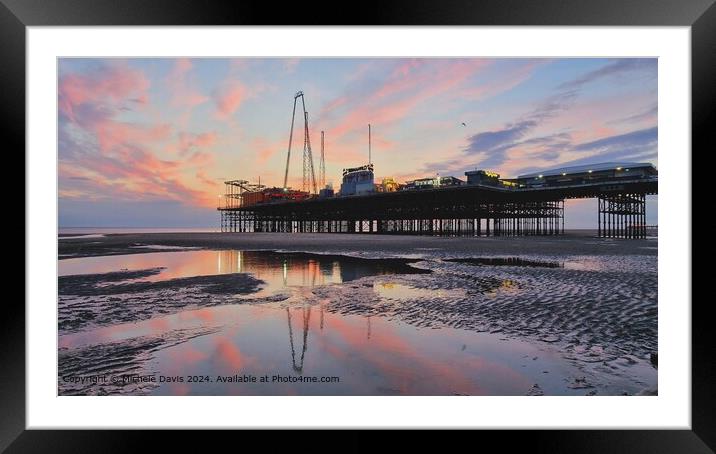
[{"left": 58, "top": 57, "right": 657, "bottom": 228}]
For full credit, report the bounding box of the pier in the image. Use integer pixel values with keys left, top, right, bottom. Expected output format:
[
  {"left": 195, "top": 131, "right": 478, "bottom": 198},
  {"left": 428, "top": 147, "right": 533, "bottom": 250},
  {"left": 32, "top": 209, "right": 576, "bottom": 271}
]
[{"left": 219, "top": 164, "right": 657, "bottom": 239}]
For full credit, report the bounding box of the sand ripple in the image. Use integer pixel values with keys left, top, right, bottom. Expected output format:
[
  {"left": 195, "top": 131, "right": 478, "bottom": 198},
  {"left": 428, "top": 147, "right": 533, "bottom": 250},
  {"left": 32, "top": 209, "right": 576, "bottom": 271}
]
[
  {"left": 58, "top": 326, "right": 219, "bottom": 395},
  {"left": 59, "top": 270, "right": 263, "bottom": 334},
  {"left": 316, "top": 255, "right": 657, "bottom": 365}
]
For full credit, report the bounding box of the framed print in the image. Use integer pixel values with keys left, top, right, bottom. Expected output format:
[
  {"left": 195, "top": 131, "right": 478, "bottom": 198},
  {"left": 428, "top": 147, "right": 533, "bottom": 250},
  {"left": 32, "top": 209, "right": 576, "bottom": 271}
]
[{"left": 8, "top": 0, "right": 714, "bottom": 451}]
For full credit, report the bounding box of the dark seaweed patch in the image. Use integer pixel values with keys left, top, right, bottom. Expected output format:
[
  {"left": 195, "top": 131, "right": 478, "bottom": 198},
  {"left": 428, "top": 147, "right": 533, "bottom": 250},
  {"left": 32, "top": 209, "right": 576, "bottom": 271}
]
[{"left": 446, "top": 257, "right": 562, "bottom": 268}]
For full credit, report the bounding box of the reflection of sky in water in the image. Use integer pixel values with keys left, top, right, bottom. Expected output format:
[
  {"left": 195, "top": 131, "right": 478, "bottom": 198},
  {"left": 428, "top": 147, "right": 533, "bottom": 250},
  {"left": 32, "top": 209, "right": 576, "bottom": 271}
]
[
  {"left": 62, "top": 301, "right": 579, "bottom": 396},
  {"left": 58, "top": 250, "right": 655, "bottom": 396},
  {"left": 59, "top": 250, "right": 346, "bottom": 287},
  {"left": 374, "top": 282, "right": 467, "bottom": 300},
  {"left": 161, "top": 305, "right": 592, "bottom": 395},
  {"left": 60, "top": 297, "right": 652, "bottom": 395}
]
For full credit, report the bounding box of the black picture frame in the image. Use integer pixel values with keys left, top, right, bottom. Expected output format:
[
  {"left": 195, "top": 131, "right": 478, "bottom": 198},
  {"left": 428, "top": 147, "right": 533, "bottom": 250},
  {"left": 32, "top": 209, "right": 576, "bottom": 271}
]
[{"left": 5, "top": 0, "right": 712, "bottom": 451}]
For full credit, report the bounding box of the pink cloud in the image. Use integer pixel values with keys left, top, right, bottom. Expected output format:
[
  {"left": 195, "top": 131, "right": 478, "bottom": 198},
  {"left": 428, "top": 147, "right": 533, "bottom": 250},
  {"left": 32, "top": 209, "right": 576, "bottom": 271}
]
[
  {"left": 174, "top": 131, "right": 217, "bottom": 155},
  {"left": 186, "top": 151, "right": 213, "bottom": 167},
  {"left": 460, "top": 59, "right": 548, "bottom": 101},
  {"left": 321, "top": 59, "right": 491, "bottom": 141},
  {"left": 59, "top": 61, "right": 225, "bottom": 209},
  {"left": 250, "top": 137, "right": 287, "bottom": 166},
  {"left": 196, "top": 170, "right": 219, "bottom": 188},
  {"left": 213, "top": 82, "right": 247, "bottom": 119},
  {"left": 59, "top": 63, "right": 150, "bottom": 123},
  {"left": 172, "top": 58, "right": 193, "bottom": 76},
  {"left": 166, "top": 58, "right": 209, "bottom": 109},
  {"left": 61, "top": 130, "right": 218, "bottom": 208},
  {"left": 257, "top": 146, "right": 276, "bottom": 164},
  {"left": 321, "top": 95, "right": 349, "bottom": 114},
  {"left": 95, "top": 122, "right": 172, "bottom": 154}
]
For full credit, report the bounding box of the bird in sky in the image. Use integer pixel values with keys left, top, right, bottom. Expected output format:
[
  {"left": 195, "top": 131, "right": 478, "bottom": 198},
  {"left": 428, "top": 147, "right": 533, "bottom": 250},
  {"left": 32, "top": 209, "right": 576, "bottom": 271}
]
[{"left": 461, "top": 122, "right": 467, "bottom": 127}]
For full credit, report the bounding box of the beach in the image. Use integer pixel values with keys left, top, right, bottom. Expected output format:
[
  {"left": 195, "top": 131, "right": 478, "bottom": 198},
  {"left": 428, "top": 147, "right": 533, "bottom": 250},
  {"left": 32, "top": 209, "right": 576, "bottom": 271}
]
[{"left": 58, "top": 231, "right": 657, "bottom": 396}]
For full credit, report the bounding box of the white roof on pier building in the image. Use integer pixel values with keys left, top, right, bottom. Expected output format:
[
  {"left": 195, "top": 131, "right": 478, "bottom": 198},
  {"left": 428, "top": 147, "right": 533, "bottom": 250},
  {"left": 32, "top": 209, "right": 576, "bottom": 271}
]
[{"left": 517, "top": 162, "right": 656, "bottom": 179}]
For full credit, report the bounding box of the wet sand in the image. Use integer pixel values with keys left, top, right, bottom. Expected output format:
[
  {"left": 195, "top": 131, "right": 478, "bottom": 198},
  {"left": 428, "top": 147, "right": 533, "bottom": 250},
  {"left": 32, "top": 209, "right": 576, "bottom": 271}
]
[
  {"left": 58, "top": 230, "right": 656, "bottom": 259},
  {"left": 57, "top": 232, "right": 657, "bottom": 396}
]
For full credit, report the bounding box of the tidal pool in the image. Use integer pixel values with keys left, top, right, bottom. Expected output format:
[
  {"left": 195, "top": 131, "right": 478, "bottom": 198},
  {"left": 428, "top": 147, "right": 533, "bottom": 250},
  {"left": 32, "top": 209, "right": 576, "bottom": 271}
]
[{"left": 58, "top": 249, "right": 656, "bottom": 396}]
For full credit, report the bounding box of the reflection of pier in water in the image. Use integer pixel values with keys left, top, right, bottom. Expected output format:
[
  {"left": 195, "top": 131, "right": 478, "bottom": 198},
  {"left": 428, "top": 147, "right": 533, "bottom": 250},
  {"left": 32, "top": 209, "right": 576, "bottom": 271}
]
[
  {"left": 217, "top": 249, "right": 427, "bottom": 288},
  {"left": 286, "top": 306, "right": 311, "bottom": 373},
  {"left": 216, "top": 250, "right": 421, "bottom": 373},
  {"left": 285, "top": 301, "right": 373, "bottom": 374},
  {"left": 218, "top": 250, "right": 343, "bottom": 288}
]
